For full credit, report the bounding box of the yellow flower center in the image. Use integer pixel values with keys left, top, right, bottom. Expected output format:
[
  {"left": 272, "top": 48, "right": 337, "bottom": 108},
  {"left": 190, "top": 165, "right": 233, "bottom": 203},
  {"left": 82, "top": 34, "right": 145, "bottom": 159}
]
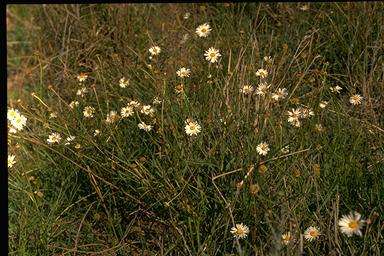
[
  {"left": 210, "top": 52, "right": 216, "bottom": 57},
  {"left": 235, "top": 228, "right": 245, "bottom": 235},
  {"left": 201, "top": 28, "right": 207, "bottom": 33},
  {"left": 189, "top": 124, "right": 196, "bottom": 131},
  {"left": 348, "top": 221, "right": 358, "bottom": 229},
  {"left": 309, "top": 230, "right": 318, "bottom": 237}
]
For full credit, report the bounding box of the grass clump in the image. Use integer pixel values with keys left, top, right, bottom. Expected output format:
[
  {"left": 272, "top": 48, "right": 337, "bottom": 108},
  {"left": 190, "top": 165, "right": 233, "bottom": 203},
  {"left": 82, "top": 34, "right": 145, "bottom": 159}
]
[{"left": 8, "top": 3, "right": 384, "bottom": 255}]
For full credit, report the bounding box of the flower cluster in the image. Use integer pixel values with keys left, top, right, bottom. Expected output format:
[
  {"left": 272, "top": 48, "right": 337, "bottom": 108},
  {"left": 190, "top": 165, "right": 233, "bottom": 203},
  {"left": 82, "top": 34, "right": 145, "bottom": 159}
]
[{"left": 8, "top": 108, "right": 27, "bottom": 134}]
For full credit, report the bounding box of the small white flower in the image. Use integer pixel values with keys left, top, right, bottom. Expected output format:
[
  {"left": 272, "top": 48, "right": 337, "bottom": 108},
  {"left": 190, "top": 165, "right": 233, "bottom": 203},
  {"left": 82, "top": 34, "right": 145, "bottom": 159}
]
[
  {"left": 7, "top": 108, "right": 20, "bottom": 121},
  {"left": 10, "top": 114, "right": 27, "bottom": 131},
  {"left": 138, "top": 122, "right": 153, "bottom": 131},
  {"left": 330, "top": 85, "right": 342, "bottom": 93},
  {"left": 256, "top": 82, "right": 270, "bottom": 96},
  {"left": 77, "top": 73, "right": 88, "bottom": 82},
  {"left": 304, "top": 226, "right": 320, "bottom": 241},
  {"left": 272, "top": 88, "right": 288, "bottom": 101},
  {"left": 287, "top": 108, "right": 301, "bottom": 124},
  {"left": 256, "top": 68, "right": 268, "bottom": 78},
  {"left": 141, "top": 105, "right": 155, "bottom": 116},
  {"left": 176, "top": 67, "right": 191, "bottom": 78},
  {"left": 64, "top": 135, "right": 76, "bottom": 145},
  {"left": 128, "top": 100, "right": 141, "bottom": 108},
  {"left": 185, "top": 120, "right": 201, "bottom": 136},
  {"left": 263, "top": 56, "right": 273, "bottom": 63},
  {"left": 149, "top": 46, "right": 161, "bottom": 56},
  {"left": 338, "top": 212, "right": 365, "bottom": 237},
  {"left": 83, "top": 106, "right": 95, "bottom": 118},
  {"left": 230, "top": 223, "right": 250, "bottom": 239},
  {"left": 69, "top": 101, "right": 79, "bottom": 109},
  {"left": 47, "top": 132, "right": 62, "bottom": 144},
  {"left": 195, "top": 23, "right": 212, "bottom": 38},
  {"left": 240, "top": 85, "right": 254, "bottom": 95},
  {"left": 8, "top": 155, "right": 16, "bottom": 168},
  {"left": 119, "top": 77, "right": 129, "bottom": 88},
  {"left": 106, "top": 110, "right": 120, "bottom": 123},
  {"left": 121, "top": 106, "right": 134, "bottom": 118},
  {"left": 94, "top": 129, "right": 101, "bottom": 137},
  {"left": 349, "top": 94, "right": 363, "bottom": 105},
  {"left": 281, "top": 231, "right": 293, "bottom": 245},
  {"left": 256, "top": 142, "right": 270, "bottom": 156},
  {"left": 204, "top": 47, "right": 221, "bottom": 63}
]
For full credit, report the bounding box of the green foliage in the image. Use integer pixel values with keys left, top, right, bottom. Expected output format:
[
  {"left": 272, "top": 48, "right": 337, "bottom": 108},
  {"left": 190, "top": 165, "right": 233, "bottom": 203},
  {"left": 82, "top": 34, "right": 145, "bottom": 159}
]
[{"left": 8, "top": 3, "right": 384, "bottom": 255}]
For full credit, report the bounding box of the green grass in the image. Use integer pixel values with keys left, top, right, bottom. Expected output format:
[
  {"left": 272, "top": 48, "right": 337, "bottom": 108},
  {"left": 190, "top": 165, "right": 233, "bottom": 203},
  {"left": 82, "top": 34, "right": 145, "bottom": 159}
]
[{"left": 7, "top": 3, "right": 384, "bottom": 255}]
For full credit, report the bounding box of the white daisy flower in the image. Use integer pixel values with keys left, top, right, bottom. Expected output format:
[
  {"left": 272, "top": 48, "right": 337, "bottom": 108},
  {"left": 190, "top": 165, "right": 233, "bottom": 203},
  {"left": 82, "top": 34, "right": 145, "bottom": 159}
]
[
  {"left": 47, "top": 132, "right": 62, "bottom": 144},
  {"left": 256, "top": 82, "right": 270, "bottom": 96},
  {"left": 83, "top": 106, "right": 95, "bottom": 118},
  {"left": 195, "top": 23, "right": 212, "bottom": 38},
  {"left": 349, "top": 94, "right": 363, "bottom": 105},
  {"left": 77, "top": 73, "right": 88, "bottom": 82},
  {"left": 240, "top": 85, "right": 254, "bottom": 95},
  {"left": 7, "top": 108, "right": 20, "bottom": 121},
  {"left": 204, "top": 47, "right": 221, "bottom": 63},
  {"left": 256, "top": 142, "right": 270, "bottom": 156},
  {"left": 230, "top": 223, "right": 250, "bottom": 239},
  {"left": 256, "top": 68, "right": 268, "bottom": 78},
  {"left": 141, "top": 105, "right": 155, "bottom": 116},
  {"left": 119, "top": 77, "right": 129, "bottom": 88},
  {"left": 281, "top": 231, "right": 293, "bottom": 245},
  {"left": 106, "top": 110, "right": 120, "bottom": 123},
  {"left": 10, "top": 114, "right": 27, "bottom": 131},
  {"left": 149, "top": 46, "right": 161, "bottom": 56},
  {"left": 338, "top": 212, "right": 365, "bottom": 237},
  {"left": 76, "top": 87, "right": 88, "bottom": 97},
  {"left": 138, "top": 122, "right": 153, "bottom": 131},
  {"left": 272, "top": 88, "right": 288, "bottom": 101},
  {"left": 121, "top": 106, "right": 134, "bottom": 118},
  {"left": 185, "top": 120, "right": 201, "bottom": 136},
  {"left": 176, "top": 67, "right": 191, "bottom": 78},
  {"left": 330, "top": 85, "right": 342, "bottom": 93},
  {"left": 304, "top": 226, "right": 321, "bottom": 241},
  {"left": 8, "top": 155, "right": 16, "bottom": 168},
  {"left": 69, "top": 101, "right": 80, "bottom": 109}
]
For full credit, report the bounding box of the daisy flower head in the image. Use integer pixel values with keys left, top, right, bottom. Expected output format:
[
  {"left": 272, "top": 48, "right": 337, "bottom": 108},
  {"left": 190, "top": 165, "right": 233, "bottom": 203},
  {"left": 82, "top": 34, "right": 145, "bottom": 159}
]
[
  {"left": 349, "top": 94, "right": 363, "bottom": 105},
  {"left": 256, "top": 142, "right": 270, "bottom": 156},
  {"left": 304, "top": 226, "right": 321, "bottom": 241},
  {"left": 83, "top": 106, "right": 95, "bottom": 118},
  {"left": 47, "top": 132, "right": 62, "bottom": 144},
  {"left": 330, "top": 85, "right": 342, "bottom": 94},
  {"left": 272, "top": 88, "right": 288, "bottom": 101},
  {"left": 338, "top": 211, "right": 364, "bottom": 237},
  {"left": 119, "top": 77, "right": 129, "bottom": 88},
  {"left": 176, "top": 67, "right": 191, "bottom": 78},
  {"left": 128, "top": 100, "right": 141, "bottom": 108},
  {"left": 106, "top": 110, "right": 120, "bottom": 123},
  {"left": 256, "top": 68, "right": 268, "bottom": 78},
  {"left": 240, "top": 84, "right": 254, "bottom": 95},
  {"left": 69, "top": 100, "right": 79, "bottom": 109},
  {"left": 175, "top": 83, "right": 184, "bottom": 94},
  {"left": 287, "top": 108, "right": 301, "bottom": 123},
  {"left": 77, "top": 73, "right": 88, "bottom": 83},
  {"left": 8, "top": 155, "right": 16, "bottom": 168},
  {"left": 7, "top": 108, "right": 20, "bottom": 121},
  {"left": 10, "top": 114, "right": 27, "bottom": 131},
  {"left": 204, "top": 47, "right": 221, "bottom": 63},
  {"left": 281, "top": 231, "right": 293, "bottom": 245},
  {"left": 138, "top": 122, "right": 153, "bottom": 131},
  {"left": 195, "top": 23, "right": 212, "bottom": 38},
  {"left": 299, "top": 107, "right": 314, "bottom": 119},
  {"left": 64, "top": 135, "right": 76, "bottom": 145},
  {"left": 256, "top": 82, "right": 270, "bottom": 96},
  {"left": 149, "top": 46, "right": 161, "bottom": 56},
  {"left": 141, "top": 105, "right": 155, "bottom": 116},
  {"left": 230, "top": 223, "right": 250, "bottom": 239},
  {"left": 185, "top": 119, "right": 202, "bottom": 136},
  {"left": 121, "top": 106, "right": 134, "bottom": 118}
]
